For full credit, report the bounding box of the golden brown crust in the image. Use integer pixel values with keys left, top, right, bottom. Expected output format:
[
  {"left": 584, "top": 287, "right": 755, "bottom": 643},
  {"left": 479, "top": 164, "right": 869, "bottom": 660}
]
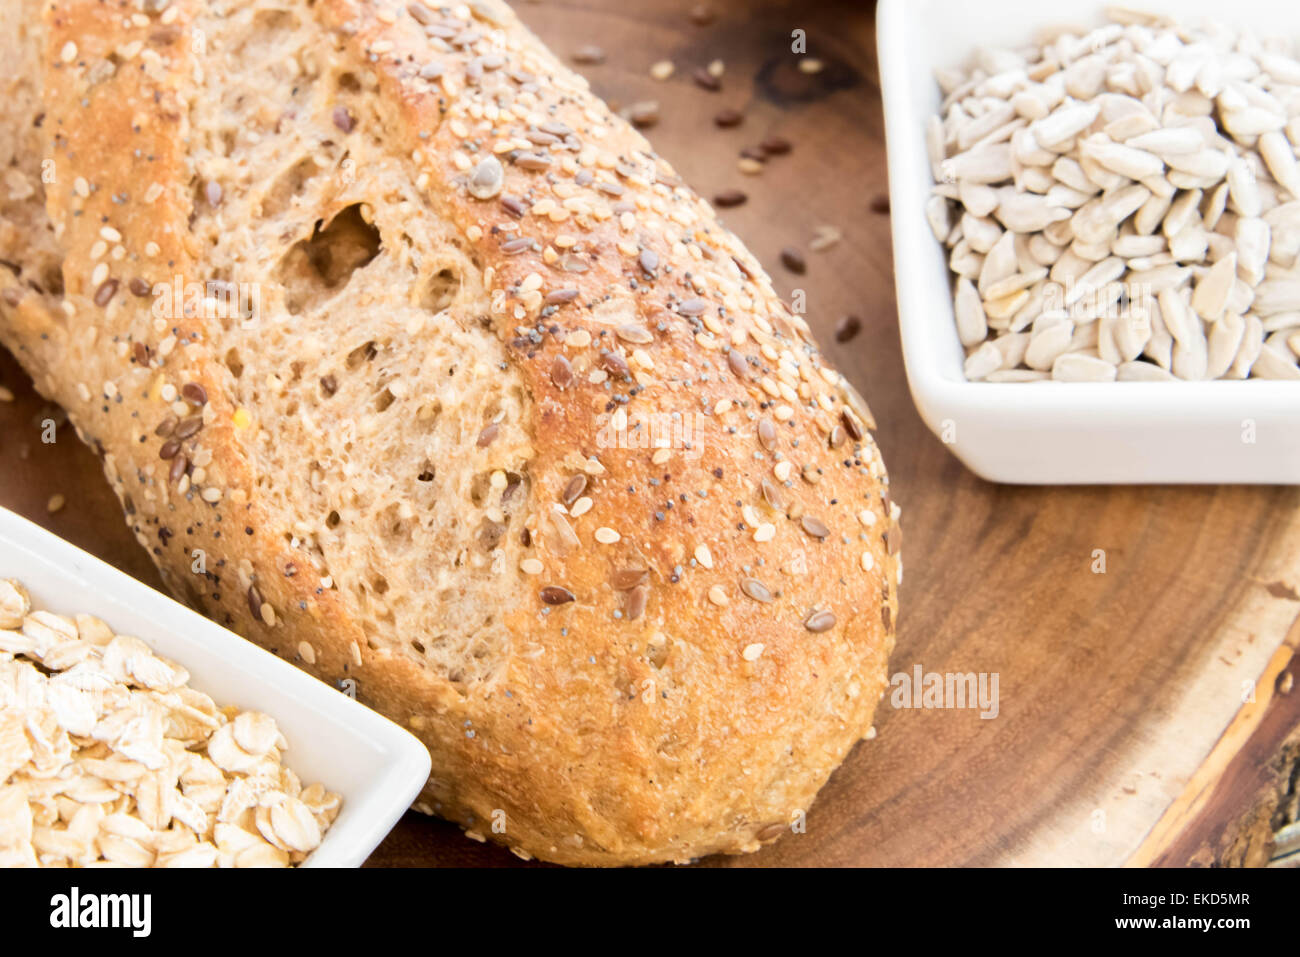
[{"left": 2, "top": 0, "right": 900, "bottom": 865}]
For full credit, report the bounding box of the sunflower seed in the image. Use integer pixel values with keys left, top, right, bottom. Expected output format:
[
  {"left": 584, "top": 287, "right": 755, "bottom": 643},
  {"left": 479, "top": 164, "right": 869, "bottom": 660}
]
[
  {"left": 1117, "top": 359, "right": 1176, "bottom": 380},
  {"left": 926, "top": 195, "right": 953, "bottom": 242},
  {"left": 1250, "top": 343, "right": 1300, "bottom": 378},
  {"left": 1171, "top": 313, "right": 1209, "bottom": 380},
  {"left": 1236, "top": 218, "right": 1271, "bottom": 285},
  {"left": 1030, "top": 101, "right": 1101, "bottom": 148},
  {"left": 963, "top": 341, "right": 1002, "bottom": 380},
  {"left": 1222, "top": 107, "right": 1285, "bottom": 138},
  {"left": 962, "top": 212, "right": 1004, "bottom": 253},
  {"left": 1080, "top": 137, "right": 1164, "bottom": 180},
  {"left": 995, "top": 192, "right": 1072, "bottom": 233},
  {"left": 1253, "top": 279, "right": 1300, "bottom": 316},
  {"left": 1142, "top": 299, "right": 1174, "bottom": 369},
  {"left": 954, "top": 278, "right": 989, "bottom": 346},
  {"left": 1190, "top": 251, "right": 1236, "bottom": 320},
  {"left": 1206, "top": 311, "right": 1246, "bottom": 378},
  {"left": 1025, "top": 321, "right": 1074, "bottom": 369},
  {"left": 959, "top": 182, "right": 999, "bottom": 218},
  {"left": 978, "top": 231, "right": 1017, "bottom": 295},
  {"left": 1259, "top": 132, "right": 1300, "bottom": 201},
  {"left": 1125, "top": 126, "right": 1204, "bottom": 156},
  {"left": 944, "top": 143, "right": 1014, "bottom": 184},
  {"left": 1226, "top": 314, "right": 1264, "bottom": 378},
  {"left": 1052, "top": 353, "right": 1118, "bottom": 381},
  {"left": 932, "top": 15, "right": 1300, "bottom": 381}
]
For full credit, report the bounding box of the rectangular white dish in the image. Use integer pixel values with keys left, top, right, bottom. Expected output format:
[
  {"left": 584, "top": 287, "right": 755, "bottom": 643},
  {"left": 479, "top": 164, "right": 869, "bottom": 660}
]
[
  {"left": 877, "top": 0, "right": 1300, "bottom": 484},
  {"left": 0, "top": 506, "right": 430, "bottom": 867}
]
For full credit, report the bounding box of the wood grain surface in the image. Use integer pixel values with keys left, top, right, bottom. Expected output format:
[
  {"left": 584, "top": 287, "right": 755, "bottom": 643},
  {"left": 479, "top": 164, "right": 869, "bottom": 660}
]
[{"left": 2, "top": 0, "right": 1299, "bottom": 867}]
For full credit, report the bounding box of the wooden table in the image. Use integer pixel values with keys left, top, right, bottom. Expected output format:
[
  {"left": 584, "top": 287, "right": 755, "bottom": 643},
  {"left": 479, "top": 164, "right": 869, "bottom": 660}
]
[{"left": 2, "top": 0, "right": 1298, "bottom": 867}]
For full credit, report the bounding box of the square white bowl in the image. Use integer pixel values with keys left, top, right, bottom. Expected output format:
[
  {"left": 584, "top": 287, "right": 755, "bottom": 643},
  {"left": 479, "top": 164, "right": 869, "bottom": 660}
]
[
  {"left": 0, "top": 506, "right": 430, "bottom": 867},
  {"left": 877, "top": 0, "right": 1300, "bottom": 484}
]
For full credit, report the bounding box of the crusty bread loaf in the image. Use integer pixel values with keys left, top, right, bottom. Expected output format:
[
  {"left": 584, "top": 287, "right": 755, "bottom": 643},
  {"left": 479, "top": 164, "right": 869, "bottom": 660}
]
[{"left": 0, "top": 0, "right": 900, "bottom": 865}]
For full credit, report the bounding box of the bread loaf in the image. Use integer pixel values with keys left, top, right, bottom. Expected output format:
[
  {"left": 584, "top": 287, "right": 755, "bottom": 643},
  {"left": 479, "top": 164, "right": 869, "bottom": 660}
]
[{"left": 0, "top": 0, "right": 900, "bottom": 865}]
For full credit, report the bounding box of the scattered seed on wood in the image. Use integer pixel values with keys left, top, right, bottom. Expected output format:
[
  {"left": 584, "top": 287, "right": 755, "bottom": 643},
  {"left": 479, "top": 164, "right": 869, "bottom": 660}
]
[
  {"left": 692, "top": 67, "right": 721, "bottom": 91},
  {"left": 628, "top": 102, "right": 660, "bottom": 128},
  {"left": 714, "top": 189, "right": 747, "bottom": 208},
  {"left": 760, "top": 135, "right": 792, "bottom": 156},
  {"left": 835, "top": 316, "right": 862, "bottom": 342},
  {"left": 780, "top": 248, "right": 806, "bottom": 274},
  {"left": 572, "top": 45, "right": 606, "bottom": 65},
  {"left": 688, "top": 4, "right": 715, "bottom": 25},
  {"left": 714, "top": 108, "right": 744, "bottom": 128}
]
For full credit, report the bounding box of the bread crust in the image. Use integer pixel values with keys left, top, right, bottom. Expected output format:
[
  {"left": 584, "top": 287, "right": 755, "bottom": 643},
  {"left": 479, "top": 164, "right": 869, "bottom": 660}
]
[{"left": 0, "top": 0, "right": 900, "bottom": 865}]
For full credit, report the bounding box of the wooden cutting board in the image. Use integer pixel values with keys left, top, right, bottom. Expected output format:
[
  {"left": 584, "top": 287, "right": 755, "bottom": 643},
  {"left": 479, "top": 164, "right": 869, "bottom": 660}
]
[{"left": 2, "top": 0, "right": 1298, "bottom": 867}]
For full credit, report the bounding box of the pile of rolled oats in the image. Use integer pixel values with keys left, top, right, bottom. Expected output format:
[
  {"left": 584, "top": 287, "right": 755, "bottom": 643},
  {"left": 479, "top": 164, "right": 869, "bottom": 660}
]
[
  {"left": 0, "top": 579, "right": 340, "bottom": 867},
  {"left": 927, "top": 7, "right": 1300, "bottom": 382}
]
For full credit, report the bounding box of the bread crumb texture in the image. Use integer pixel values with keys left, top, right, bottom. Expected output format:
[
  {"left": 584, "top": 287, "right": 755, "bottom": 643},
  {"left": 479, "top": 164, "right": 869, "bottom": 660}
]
[{"left": 0, "top": 0, "right": 899, "bottom": 865}]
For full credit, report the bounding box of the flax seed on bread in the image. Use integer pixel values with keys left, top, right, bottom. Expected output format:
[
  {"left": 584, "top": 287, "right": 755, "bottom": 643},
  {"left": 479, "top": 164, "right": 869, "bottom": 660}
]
[{"left": 0, "top": 0, "right": 900, "bottom": 866}]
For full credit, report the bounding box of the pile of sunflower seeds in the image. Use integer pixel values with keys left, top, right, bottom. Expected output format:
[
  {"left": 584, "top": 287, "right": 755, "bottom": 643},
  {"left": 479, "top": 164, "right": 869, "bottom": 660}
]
[
  {"left": 928, "top": 7, "right": 1300, "bottom": 382},
  {"left": 0, "top": 579, "right": 341, "bottom": 867}
]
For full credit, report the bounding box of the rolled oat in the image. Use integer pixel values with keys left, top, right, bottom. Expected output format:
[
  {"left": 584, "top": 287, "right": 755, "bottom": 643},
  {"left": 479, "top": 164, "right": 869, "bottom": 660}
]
[{"left": 0, "top": 580, "right": 341, "bottom": 868}]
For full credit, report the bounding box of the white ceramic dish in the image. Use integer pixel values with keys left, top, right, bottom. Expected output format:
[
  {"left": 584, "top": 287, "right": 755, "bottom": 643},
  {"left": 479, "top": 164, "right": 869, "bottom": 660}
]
[
  {"left": 877, "top": 0, "right": 1300, "bottom": 484},
  {"left": 0, "top": 506, "right": 430, "bottom": 867}
]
